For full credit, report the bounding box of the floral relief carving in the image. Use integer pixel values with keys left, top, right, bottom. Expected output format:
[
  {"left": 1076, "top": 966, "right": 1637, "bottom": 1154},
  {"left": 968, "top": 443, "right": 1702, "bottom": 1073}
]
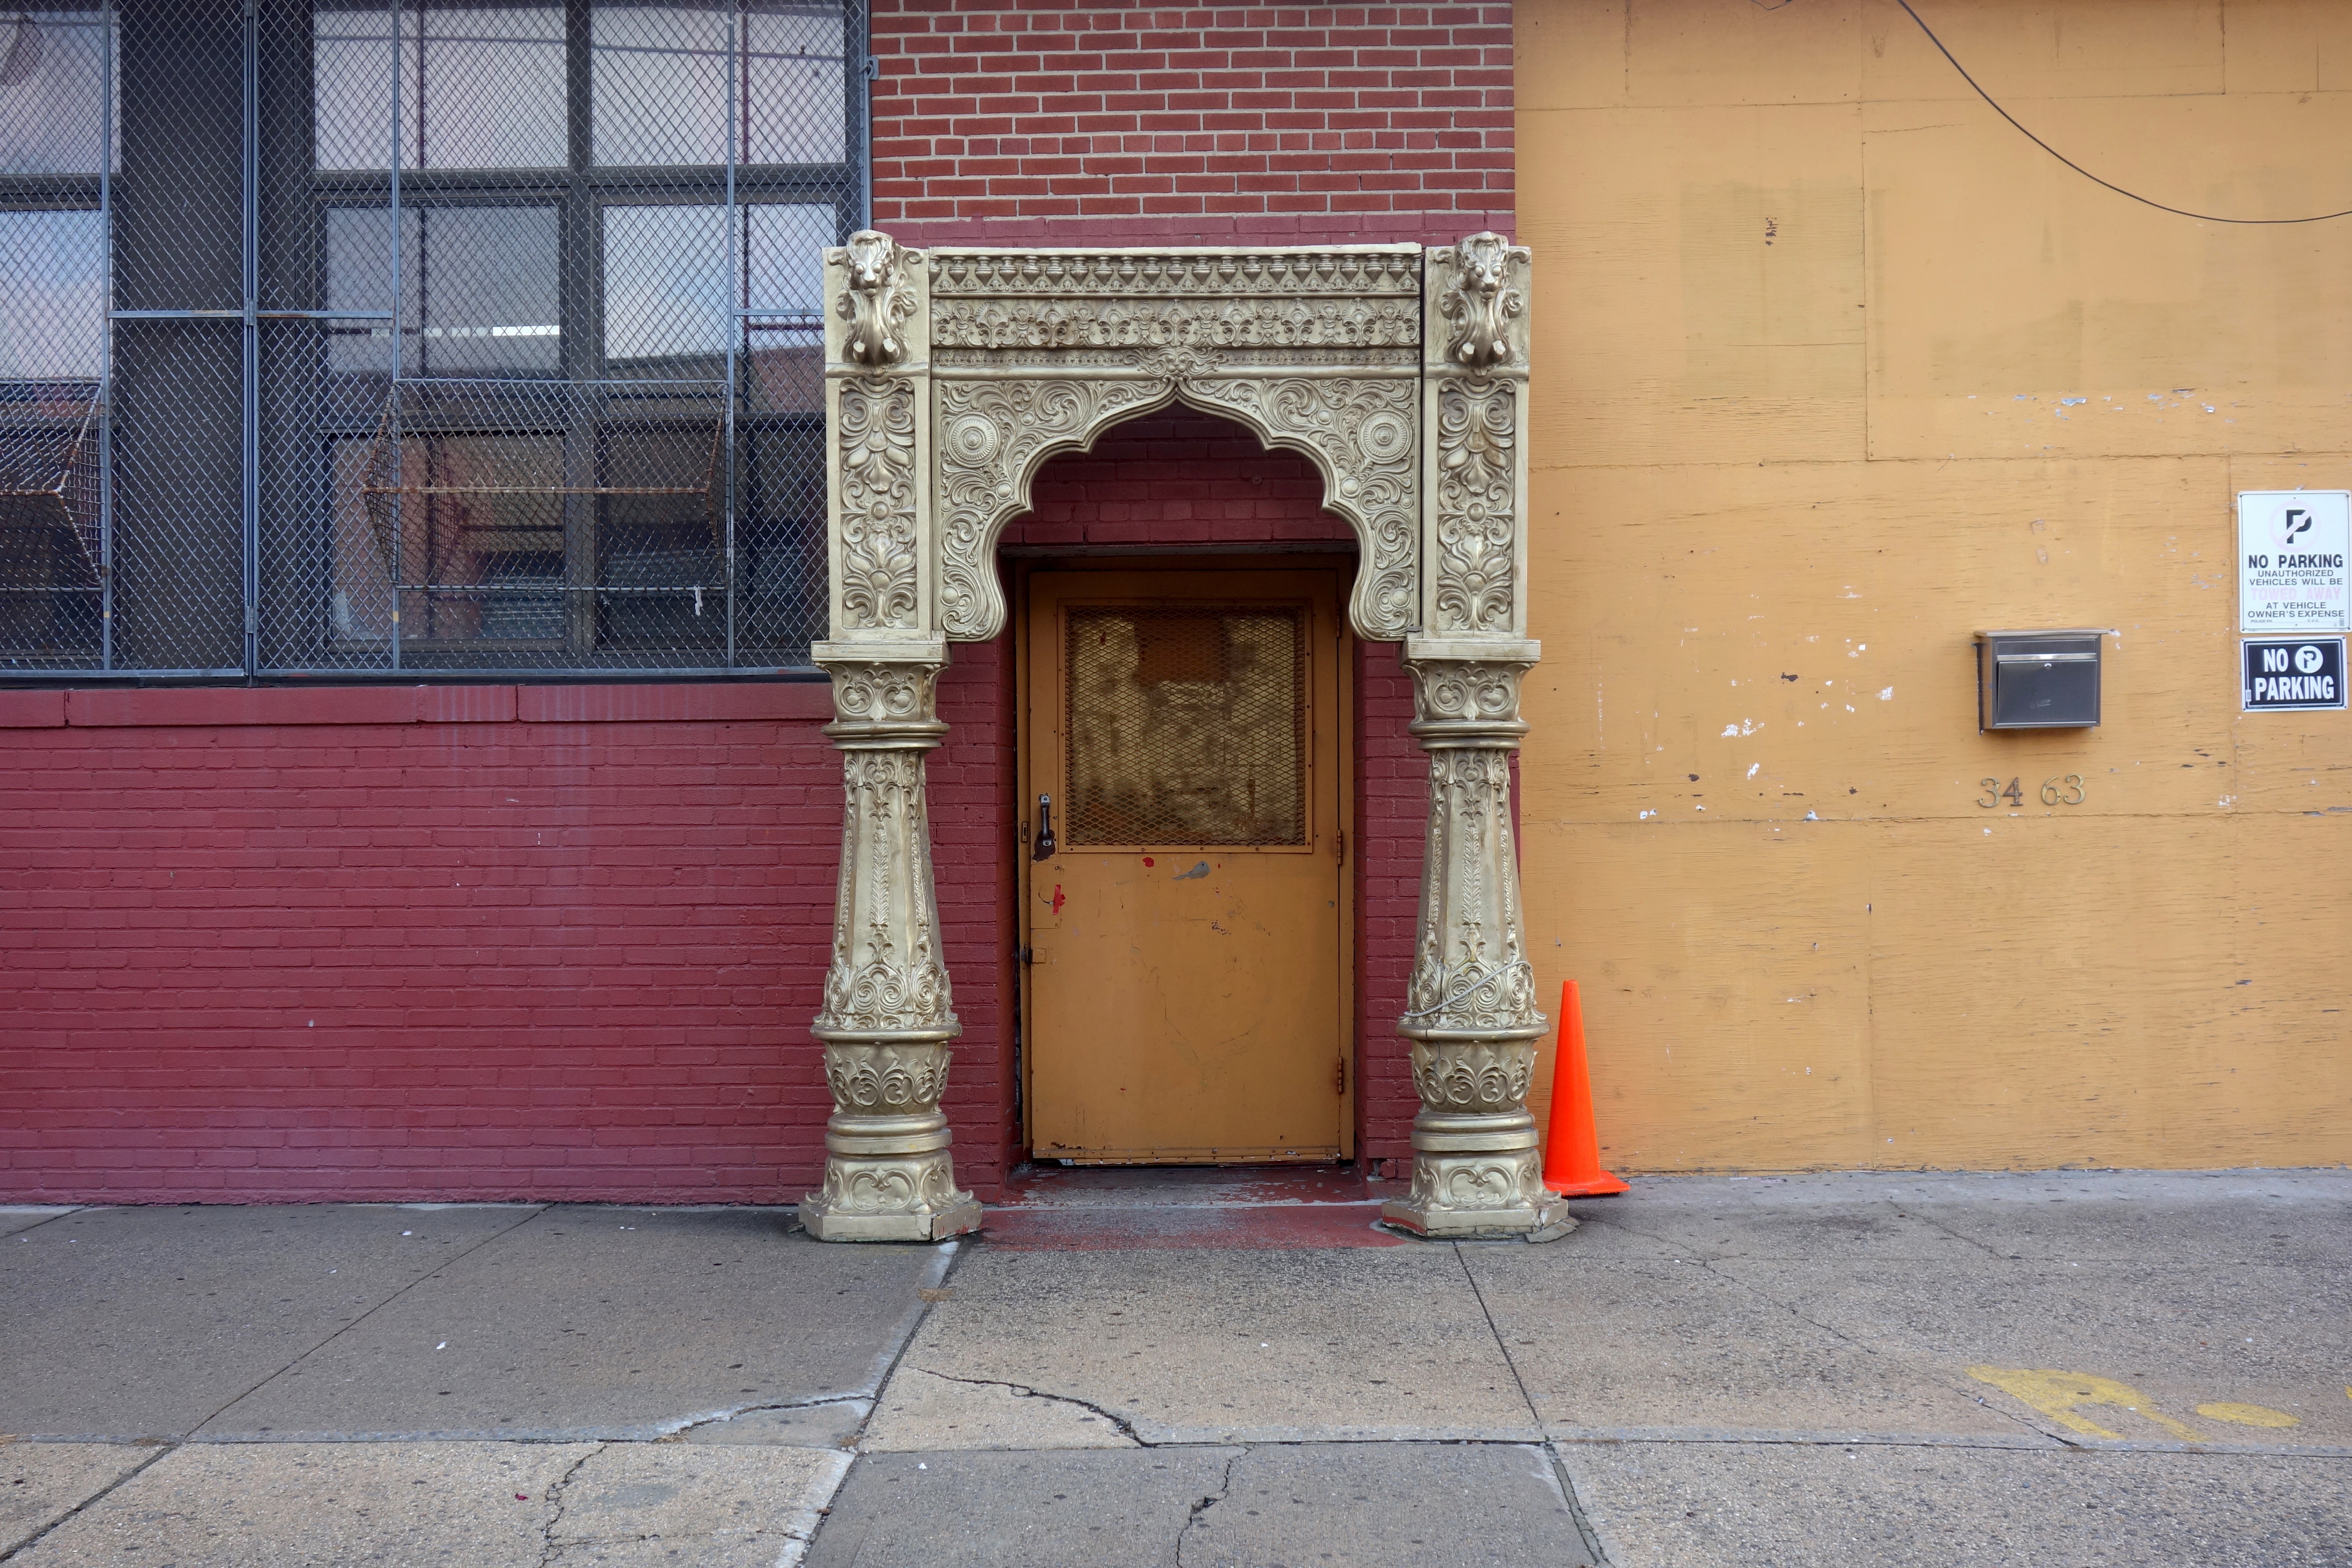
[
  {"left": 1185, "top": 376, "right": 1418, "bottom": 640},
  {"left": 1409, "top": 1039, "right": 1536, "bottom": 1113},
  {"left": 1432, "top": 377, "right": 1516, "bottom": 634},
  {"left": 828, "top": 661, "right": 939, "bottom": 726},
  {"left": 815, "top": 748, "right": 956, "bottom": 1036},
  {"left": 1409, "top": 658, "right": 1525, "bottom": 725},
  {"left": 1409, "top": 1152, "right": 1544, "bottom": 1212},
  {"left": 1401, "top": 749, "right": 1537, "bottom": 1035},
  {"left": 836, "top": 377, "right": 919, "bottom": 631},
  {"left": 825, "top": 1041, "right": 952, "bottom": 1114},
  {"left": 934, "top": 377, "right": 1167, "bottom": 640},
  {"left": 930, "top": 295, "right": 1419, "bottom": 353},
  {"left": 838, "top": 230, "right": 919, "bottom": 367},
  {"left": 1438, "top": 232, "right": 1526, "bottom": 371},
  {"left": 929, "top": 248, "right": 1421, "bottom": 299}
]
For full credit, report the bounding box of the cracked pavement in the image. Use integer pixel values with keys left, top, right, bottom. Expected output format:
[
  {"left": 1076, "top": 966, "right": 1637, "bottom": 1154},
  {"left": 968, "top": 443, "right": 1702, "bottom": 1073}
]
[{"left": 3, "top": 1172, "right": 2349, "bottom": 1565}]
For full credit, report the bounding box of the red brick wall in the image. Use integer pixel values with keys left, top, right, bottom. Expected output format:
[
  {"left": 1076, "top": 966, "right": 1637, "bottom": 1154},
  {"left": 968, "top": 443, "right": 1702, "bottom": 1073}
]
[
  {"left": 2, "top": 3, "right": 1491, "bottom": 1203},
  {"left": 872, "top": 0, "right": 1514, "bottom": 246},
  {"left": 0, "top": 684, "right": 878, "bottom": 1205}
]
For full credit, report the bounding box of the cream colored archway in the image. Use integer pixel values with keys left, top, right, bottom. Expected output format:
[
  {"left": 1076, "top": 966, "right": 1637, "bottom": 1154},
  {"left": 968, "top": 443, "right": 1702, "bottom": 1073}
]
[{"left": 799, "top": 233, "right": 1562, "bottom": 1242}]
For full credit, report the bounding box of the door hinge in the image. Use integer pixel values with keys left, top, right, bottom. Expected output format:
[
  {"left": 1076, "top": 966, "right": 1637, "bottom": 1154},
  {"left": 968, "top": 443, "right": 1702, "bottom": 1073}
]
[
  {"left": 1335, "top": 829, "right": 1346, "bottom": 866},
  {"left": 862, "top": 53, "right": 881, "bottom": 81},
  {"left": 1335, "top": 1057, "right": 1347, "bottom": 1094},
  {"left": 1018, "top": 946, "right": 1034, "bottom": 967}
]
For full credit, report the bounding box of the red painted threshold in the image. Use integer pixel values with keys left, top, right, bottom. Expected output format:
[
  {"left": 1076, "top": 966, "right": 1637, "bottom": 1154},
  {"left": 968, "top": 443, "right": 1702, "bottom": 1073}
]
[{"left": 977, "top": 1164, "right": 1414, "bottom": 1251}]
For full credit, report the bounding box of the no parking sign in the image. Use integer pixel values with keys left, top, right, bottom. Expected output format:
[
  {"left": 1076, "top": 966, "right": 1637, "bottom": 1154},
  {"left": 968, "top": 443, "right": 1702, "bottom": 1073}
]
[{"left": 2242, "top": 637, "right": 2346, "bottom": 712}]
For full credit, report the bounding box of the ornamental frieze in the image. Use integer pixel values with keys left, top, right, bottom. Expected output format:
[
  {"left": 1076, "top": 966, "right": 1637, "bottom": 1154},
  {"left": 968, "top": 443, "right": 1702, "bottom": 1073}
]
[
  {"left": 929, "top": 295, "right": 1421, "bottom": 353},
  {"left": 928, "top": 247, "right": 1421, "bottom": 299}
]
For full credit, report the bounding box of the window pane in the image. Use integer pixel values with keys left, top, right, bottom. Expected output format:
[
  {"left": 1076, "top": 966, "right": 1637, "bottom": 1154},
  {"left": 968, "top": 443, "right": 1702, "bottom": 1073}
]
[
  {"left": 744, "top": 201, "right": 830, "bottom": 311},
  {"left": 325, "top": 204, "right": 560, "bottom": 374},
  {"left": 0, "top": 209, "right": 104, "bottom": 379},
  {"left": 314, "top": 1, "right": 565, "bottom": 171},
  {"left": 741, "top": 202, "right": 827, "bottom": 410},
  {"left": 312, "top": 3, "right": 394, "bottom": 172},
  {"left": 591, "top": 2, "right": 725, "bottom": 168},
  {"left": 743, "top": 3, "right": 842, "bottom": 165},
  {"left": 603, "top": 201, "right": 830, "bottom": 373},
  {"left": 592, "top": 1, "right": 842, "bottom": 167},
  {"left": 603, "top": 202, "right": 726, "bottom": 370},
  {"left": 0, "top": 9, "right": 114, "bottom": 176}
]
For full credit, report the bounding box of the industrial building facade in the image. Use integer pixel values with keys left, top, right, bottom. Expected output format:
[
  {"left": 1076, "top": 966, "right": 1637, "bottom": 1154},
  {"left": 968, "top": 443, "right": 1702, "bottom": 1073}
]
[{"left": 5, "top": 2, "right": 2347, "bottom": 1209}]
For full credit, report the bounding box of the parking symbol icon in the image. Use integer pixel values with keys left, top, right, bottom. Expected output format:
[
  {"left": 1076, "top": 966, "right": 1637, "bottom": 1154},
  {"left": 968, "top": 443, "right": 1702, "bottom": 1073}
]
[{"left": 2242, "top": 637, "right": 2346, "bottom": 711}]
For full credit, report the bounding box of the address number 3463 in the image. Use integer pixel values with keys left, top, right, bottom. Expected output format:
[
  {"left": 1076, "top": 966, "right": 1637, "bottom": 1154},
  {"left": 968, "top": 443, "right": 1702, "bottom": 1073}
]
[{"left": 1977, "top": 775, "right": 2087, "bottom": 808}]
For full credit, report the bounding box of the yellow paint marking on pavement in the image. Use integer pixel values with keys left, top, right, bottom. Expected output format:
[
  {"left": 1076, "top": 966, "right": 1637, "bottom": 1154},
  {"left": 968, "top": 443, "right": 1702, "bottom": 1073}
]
[
  {"left": 2195, "top": 1402, "right": 2298, "bottom": 1428},
  {"left": 1966, "top": 1366, "right": 2200, "bottom": 1441}
]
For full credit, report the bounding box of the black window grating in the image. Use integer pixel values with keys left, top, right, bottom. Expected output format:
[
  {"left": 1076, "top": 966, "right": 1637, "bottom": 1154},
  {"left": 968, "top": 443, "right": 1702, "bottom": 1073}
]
[{"left": 0, "top": 0, "right": 861, "bottom": 680}]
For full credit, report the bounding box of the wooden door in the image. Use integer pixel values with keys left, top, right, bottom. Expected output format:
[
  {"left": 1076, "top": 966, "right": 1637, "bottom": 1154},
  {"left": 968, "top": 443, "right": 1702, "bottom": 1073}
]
[{"left": 1021, "top": 567, "right": 1349, "bottom": 1163}]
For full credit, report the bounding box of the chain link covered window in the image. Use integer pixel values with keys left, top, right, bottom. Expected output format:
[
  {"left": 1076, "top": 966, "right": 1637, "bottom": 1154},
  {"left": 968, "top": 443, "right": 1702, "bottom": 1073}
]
[{"left": 0, "top": 0, "right": 858, "bottom": 679}]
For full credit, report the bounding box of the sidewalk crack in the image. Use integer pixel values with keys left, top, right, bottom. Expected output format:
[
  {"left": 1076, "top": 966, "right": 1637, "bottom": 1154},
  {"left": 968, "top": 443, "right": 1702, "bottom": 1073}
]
[
  {"left": 0, "top": 1442, "right": 174, "bottom": 1565},
  {"left": 1889, "top": 1203, "right": 2015, "bottom": 1261},
  {"left": 1173, "top": 1448, "right": 1244, "bottom": 1568},
  {"left": 904, "top": 1369, "right": 1145, "bottom": 1445},
  {"left": 1544, "top": 1442, "right": 1615, "bottom": 1568},
  {"left": 534, "top": 1442, "right": 602, "bottom": 1568},
  {"left": 1599, "top": 1217, "right": 2079, "bottom": 1450},
  {"left": 185, "top": 1203, "right": 549, "bottom": 1438},
  {"left": 1454, "top": 1240, "right": 1545, "bottom": 1433}
]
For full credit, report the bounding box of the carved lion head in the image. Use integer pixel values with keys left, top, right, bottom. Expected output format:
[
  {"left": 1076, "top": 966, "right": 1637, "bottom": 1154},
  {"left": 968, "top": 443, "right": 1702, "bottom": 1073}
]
[
  {"left": 839, "top": 229, "right": 917, "bottom": 367},
  {"left": 1441, "top": 232, "right": 1522, "bottom": 370}
]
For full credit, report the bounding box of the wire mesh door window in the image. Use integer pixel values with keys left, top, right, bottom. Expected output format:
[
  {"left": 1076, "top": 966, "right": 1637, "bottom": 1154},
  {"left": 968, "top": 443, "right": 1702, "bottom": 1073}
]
[
  {"left": 0, "top": 0, "right": 855, "bottom": 677},
  {"left": 1064, "top": 604, "right": 1309, "bottom": 849}
]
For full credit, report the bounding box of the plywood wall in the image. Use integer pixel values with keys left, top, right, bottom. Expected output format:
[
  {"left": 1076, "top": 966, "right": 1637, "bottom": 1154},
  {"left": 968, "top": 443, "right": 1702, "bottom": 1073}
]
[{"left": 1516, "top": 0, "right": 2352, "bottom": 1170}]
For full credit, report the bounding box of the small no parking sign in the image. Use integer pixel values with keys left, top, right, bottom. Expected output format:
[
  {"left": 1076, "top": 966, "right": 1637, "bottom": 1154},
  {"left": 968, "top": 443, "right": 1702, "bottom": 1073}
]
[{"left": 2242, "top": 637, "right": 2346, "bottom": 712}]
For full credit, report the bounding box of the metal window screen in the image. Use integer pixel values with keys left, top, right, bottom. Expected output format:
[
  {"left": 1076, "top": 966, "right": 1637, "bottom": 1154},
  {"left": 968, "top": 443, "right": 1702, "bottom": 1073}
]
[
  {"left": 1064, "top": 603, "right": 1308, "bottom": 848},
  {"left": 0, "top": 0, "right": 859, "bottom": 680}
]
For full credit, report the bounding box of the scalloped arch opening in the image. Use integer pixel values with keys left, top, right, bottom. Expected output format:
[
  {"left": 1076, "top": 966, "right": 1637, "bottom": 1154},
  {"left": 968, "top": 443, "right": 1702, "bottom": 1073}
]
[{"left": 934, "top": 380, "right": 1418, "bottom": 644}]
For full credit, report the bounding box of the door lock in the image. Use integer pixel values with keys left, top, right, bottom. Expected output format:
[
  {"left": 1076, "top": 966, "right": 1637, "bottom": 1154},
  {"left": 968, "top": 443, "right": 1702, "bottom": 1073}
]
[{"left": 1031, "top": 793, "right": 1057, "bottom": 861}]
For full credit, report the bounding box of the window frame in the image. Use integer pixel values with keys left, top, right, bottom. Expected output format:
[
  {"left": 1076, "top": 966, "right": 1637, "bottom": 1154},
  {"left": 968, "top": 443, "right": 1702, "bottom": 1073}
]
[{"left": 0, "top": 0, "right": 858, "bottom": 683}]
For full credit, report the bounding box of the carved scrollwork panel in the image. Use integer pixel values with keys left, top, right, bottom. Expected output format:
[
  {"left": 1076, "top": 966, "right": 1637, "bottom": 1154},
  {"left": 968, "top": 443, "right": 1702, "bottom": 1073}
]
[
  {"left": 824, "top": 1041, "right": 953, "bottom": 1115},
  {"left": 1183, "top": 376, "right": 1419, "bottom": 641},
  {"left": 1431, "top": 377, "right": 1517, "bottom": 635},
  {"left": 1409, "top": 1152, "right": 1544, "bottom": 1212},
  {"left": 930, "top": 295, "right": 1421, "bottom": 354},
  {"left": 814, "top": 747, "right": 956, "bottom": 1036},
  {"left": 1402, "top": 745, "right": 1539, "bottom": 1037},
  {"left": 1408, "top": 658, "right": 1525, "bottom": 727},
  {"left": 934, "top": 377, "right": 1170, "bottom": 641},
  {"left": 836, "top": 377, "right": 920, "bottom": 631}
]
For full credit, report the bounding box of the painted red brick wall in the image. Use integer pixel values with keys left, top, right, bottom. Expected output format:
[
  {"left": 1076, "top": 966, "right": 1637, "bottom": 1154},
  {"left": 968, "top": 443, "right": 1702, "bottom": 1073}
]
[
  {"left": 0, "top": 684, "right": 890, "bottom": 1204},
  {"left": 872, "top": 0, "right": 1514, "bottom": 246},
  {"left": 3, "top": 4, "right": 1492, "bottom": 1202}
]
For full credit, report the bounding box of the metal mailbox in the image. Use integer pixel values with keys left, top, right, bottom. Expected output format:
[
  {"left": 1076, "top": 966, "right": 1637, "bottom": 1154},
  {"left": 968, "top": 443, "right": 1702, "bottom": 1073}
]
[{"left": 1975, "top": 629, "right": 2109, "bottom": 730}]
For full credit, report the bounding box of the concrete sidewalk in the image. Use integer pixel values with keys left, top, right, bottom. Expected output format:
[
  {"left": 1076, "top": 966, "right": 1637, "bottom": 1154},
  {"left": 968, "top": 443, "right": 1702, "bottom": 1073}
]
[{"left": 3, "top": 1170, "right": 2346, "bottom": 1566}]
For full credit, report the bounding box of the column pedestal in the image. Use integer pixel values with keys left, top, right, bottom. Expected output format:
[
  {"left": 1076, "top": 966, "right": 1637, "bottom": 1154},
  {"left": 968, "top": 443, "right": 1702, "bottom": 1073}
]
[
  {"left": 800, "top": 643, "right": 982, "bottom": 1243},
  {"left": 1380, "top": 645, "right": 1571, "bottom": 1240}
]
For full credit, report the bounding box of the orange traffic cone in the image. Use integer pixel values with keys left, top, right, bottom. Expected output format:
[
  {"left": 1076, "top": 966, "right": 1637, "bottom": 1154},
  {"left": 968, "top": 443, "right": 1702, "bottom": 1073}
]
[{"left": 1542, "top": 980, "right": 1628, "bottom": 1196}]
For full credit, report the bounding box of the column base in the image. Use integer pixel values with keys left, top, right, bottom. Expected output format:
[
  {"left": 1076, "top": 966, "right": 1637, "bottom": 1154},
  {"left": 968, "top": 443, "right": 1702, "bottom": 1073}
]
[
  {"left": 799, "top": 1189, "right": 983, "bottom": 1243},
  {"left": 1378, "top": 1106, "right": 1578, "bottom": 1240},
  {"left": 1380, "top": 1185, "right": 1576, "bottom": 1240},
  {"left": 799, "top": 1124, "right": 984, "bottom": 1243}
]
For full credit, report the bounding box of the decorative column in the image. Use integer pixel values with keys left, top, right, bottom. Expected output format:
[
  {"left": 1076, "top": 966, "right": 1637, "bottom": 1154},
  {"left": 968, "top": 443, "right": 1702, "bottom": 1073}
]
[
  {"left": 801, "top": 232, "right": 980, "bottom": 1242},
  {"left": 1381, "top": 233, "right": 1568, "bottom": 1238}
]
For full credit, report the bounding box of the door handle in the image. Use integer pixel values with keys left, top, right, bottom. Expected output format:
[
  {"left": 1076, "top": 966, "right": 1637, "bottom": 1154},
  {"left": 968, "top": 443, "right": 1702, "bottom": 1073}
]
[{"left": 1032, "top": 793, "right": 1057, "bottom": 862}]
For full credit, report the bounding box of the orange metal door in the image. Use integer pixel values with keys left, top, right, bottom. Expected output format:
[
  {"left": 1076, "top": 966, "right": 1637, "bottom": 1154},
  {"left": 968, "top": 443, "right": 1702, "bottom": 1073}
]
[{"left": 1022, "top": 567, "right": 1349, "bottom": 1163}]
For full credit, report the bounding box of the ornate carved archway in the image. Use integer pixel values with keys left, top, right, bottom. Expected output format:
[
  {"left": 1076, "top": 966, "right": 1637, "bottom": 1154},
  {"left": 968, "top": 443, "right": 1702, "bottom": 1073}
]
[{"left": 800, "top": 232, "right": 1562, "bottom": 1242}]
